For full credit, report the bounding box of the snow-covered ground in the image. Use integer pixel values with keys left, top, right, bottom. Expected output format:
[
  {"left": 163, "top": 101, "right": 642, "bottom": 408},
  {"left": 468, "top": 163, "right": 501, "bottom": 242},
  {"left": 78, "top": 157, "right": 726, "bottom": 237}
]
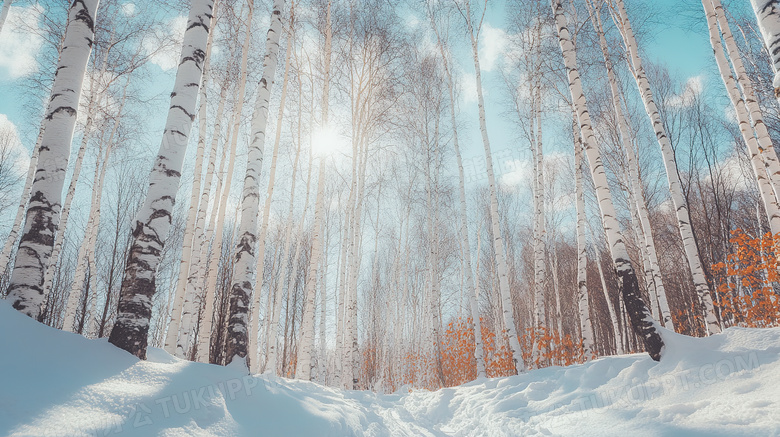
[{"left": 1, "top": 302, "right": 779, "bottom": 437}]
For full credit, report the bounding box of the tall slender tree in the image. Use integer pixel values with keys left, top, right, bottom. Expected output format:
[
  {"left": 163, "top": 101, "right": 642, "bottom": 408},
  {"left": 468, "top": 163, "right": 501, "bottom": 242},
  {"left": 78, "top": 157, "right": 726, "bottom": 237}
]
[
  {"left": 702, "top": 0, "right": 780, "bottom": 235},
  {"left": 196, "top": 1, "right": 253, "bottom": 364},
  {"left": 428, "top": 2, "right": 486, "bottom": 378},
  {"left": 108, "top": 0, "right": 214, "bottom": 359},
  {"left": 226, "top": 0, "right": 285, "bottom": 369},
  {"left": 585, "top": 0, "right": 674, "bottom": 329},
  {"left": 7, "top": 0, "right": 100, "bottom": 319},
  {"left": 751, "top": 0, "right": 780, "bottom": 107},
  {"left": 164, "top": 2, "right": 218, "bottom": 358},
  {"left": 553, "top": 0, "right": 664, "bottom": 361},
  {"left": 573, "top": 118, "right": 594, "bottom": 359},
  {"left": 609, "top": 0, "right": 721, "bottom": 335},
  {"left": 457, "top": 0, "right": 525, "bottom": 374}
]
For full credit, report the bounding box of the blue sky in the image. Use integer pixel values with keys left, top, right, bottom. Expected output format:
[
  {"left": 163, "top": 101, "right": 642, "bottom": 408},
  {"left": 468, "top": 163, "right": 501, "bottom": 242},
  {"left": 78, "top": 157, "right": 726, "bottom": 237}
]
[
  {"left": 0, "top": 0, "right": 751, "bottom": 209},
  {"left": 456, "top": 0, "right": 722, "bottom": 184}
]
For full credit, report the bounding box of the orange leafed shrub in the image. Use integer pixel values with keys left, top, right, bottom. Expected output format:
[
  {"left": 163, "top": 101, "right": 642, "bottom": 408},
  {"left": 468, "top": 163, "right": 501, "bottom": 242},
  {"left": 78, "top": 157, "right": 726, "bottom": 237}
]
[
  {"left": 712, "top": 229, "right": 780, "bottom": 328},
  {"left": 440, "top": 318, "right": 588, "bottom": 385},
  {"left": 370, "top": 318, "right": 591, "bottom": 392},
  {"left": 441, "top": 318, "right": 477, "bottom": 386}
]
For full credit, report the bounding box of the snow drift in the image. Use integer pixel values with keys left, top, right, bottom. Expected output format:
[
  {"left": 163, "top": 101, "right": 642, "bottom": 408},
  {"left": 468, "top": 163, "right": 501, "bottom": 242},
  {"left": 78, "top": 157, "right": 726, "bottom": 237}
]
[{"left": 0, "top": 301, "right": 779, "bottom": 436}]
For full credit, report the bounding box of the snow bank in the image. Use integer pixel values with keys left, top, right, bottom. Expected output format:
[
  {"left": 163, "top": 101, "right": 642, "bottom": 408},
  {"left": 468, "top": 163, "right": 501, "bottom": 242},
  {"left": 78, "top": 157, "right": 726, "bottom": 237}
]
[{"left": 1, "top": 301, "right": 779, "bottom": 436}]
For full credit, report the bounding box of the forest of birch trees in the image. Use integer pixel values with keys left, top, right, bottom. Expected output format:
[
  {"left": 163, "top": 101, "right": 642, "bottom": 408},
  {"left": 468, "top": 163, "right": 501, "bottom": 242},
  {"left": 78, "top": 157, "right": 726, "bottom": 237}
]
[{"left": 2, "top": 0, "right": 780, "bottom": 391}]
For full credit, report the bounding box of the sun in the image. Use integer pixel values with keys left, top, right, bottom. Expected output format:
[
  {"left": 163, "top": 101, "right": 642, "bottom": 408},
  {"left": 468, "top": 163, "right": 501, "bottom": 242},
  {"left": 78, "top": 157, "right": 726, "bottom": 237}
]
[{"left": 312, "top": 126, "right": 346, "bottom": 158}]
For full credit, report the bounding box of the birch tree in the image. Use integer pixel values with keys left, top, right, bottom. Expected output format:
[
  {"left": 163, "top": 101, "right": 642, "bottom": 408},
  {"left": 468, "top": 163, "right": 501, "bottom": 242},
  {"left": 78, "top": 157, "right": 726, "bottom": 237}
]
[
  {"left": 164, "top": 2, "right": 218, "bottom": 359},
  {"left": 295, "top": 0, "right": 330, "bottom": 381},
  {"left": 457, "top": 0, "right": 525, "bottom": 374},
  {"left": 552, "top": 0, "right": 663, "bottom": 361},
  {"left": 706, "top": 0, "right": 780, "bottom": 198},
  {"left": 196, "top": 2, "right": 252, "bottom": 364},
  {"left": 608, "top": 0, "right": 721, "bottom": 335},
  {"left": 428, "top": 2, "right": 486, "bottom": 378},
  {"left": 248, "top": 1, "right": 295, "bottom": 374},
  {"left": 532, "top": 81, "right": 547, "bottom": 364},
  {"left": 0, "top": 135, "right": 40, "bottom": 284},
  {"left": 702, "top": 0, "right": 780, "bottom": 235},
  {"left": 108, "top": 0, "right": 214, "bottom": 359},
  {"left": 751, "top": 0, "right": 780, "bottom": 108},
  {"left": 41, "top": 28, "right": 119, "bottom": 318},
  {"left": 573, "top": 119, "right": 594, "bottom": 359},
  {"left": 7, "top": 0, "right": 100, "bottom": 319},
  {"left": 226, "top": 0, "right": 285, "bottom": 369},
  {"left": 585, "top": 0, "right": 674, "bottom": 329}
]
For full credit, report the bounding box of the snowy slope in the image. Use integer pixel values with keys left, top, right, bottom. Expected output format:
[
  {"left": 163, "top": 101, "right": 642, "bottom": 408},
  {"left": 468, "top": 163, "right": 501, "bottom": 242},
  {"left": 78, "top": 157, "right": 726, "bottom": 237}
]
[{"left": 1, "top": 301, "right": 779, "bottom": 437}]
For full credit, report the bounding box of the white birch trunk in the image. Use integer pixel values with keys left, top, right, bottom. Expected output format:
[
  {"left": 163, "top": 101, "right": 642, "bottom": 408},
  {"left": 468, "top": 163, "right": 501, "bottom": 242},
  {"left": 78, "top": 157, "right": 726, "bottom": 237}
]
[
  {"left": 165, "top": 5, "right": 218, "bottom": 359},
  {"left": 7, "top": 0, "right": 99, "bottom": 318},
  {"left": 295, "top": 0, "right": 334, "bottom": 379},
  {"left": 334, "top": 208, "right": 351, "bottom": 386},
  {"left": 532, "top": 84, "right": 547, "bottom": 365},
  {"left": 294, "top": 152, "right": 328, "bottom": 381},
  {"left": 429, "top": 133, "right": 444, "bottom": 384},
  {"left": 554, "top": 0, "right": 664, "bottom": 360},
  {"left": 109, "top": 0, "right": 214, "bottom": 358},
  {"left": 345, "top": 139, "right": 368, "bottom": 388},
  {"left": 83, "top": 140, "right": 111, "bottom": 337},
  {"left": 195, "top": 5, "right": 251, "bottom": 364},
  {"left": 317, "top": 0, "right": 333, "bottom": 384},
  {"left": 40, "top": 97, "right": 96, "bottom": 303},
  {"left": 628, "top": 192, "right": 659, "bottom": 319},
  {"left": 463, "top": 0, "right": 525, "bottom": 373},
  {"left": 263, "top": 41, "right": 303, "bottom": 375},
  {"left": 610, "top": 0, "right": 721, "bottom": 335},
  {"left": 63, "top": 147, "right": 105, "bottom": 332},
  {"left": 593, "top": 240, "right": 622, "bottom": 354},
  {"left": 711, "top": 0, "right": 780, "bottom": 197},
  {"left": 430, "top": 12, "right": 486, "bottom": 377},
  {"left": 586, "top": 0, "right": 674, "bottom": 329},
  {"left": 751, "top": 0, "right": 780, "bottom": 108},
  {"left": 573, "top": 120, "right": 594, "bottom": 359},
  {"left": 318, "top": 217, "right": 329, "bottom": 381},
  {"left": 704, "top": 0, "right": 780, "bottom": 235},
  {"left": 247, "top": 5, "right": 294, "bottom": 373},
  {"left": 227, "top": 0, "right": 284, "bottom": 370}
]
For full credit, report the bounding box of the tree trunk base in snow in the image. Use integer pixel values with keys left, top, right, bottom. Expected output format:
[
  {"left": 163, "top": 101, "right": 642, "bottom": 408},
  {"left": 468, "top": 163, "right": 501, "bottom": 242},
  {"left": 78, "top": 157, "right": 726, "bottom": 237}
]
[
  {"left": 225, "top": 282, "right": 250, "bottom": 370},
  {"left": 617, "top": 265, "right": 664, "bottom": 361}
]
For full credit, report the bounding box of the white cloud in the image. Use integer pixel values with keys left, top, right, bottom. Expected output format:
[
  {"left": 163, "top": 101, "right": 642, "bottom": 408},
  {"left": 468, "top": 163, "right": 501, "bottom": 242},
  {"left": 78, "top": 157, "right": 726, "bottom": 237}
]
[
  {"left": 0, "top": 114, "right": 31, "bottom": 177},
  {"left": 121, "top": 3, "right": 137, "bottom": 17},
  {"left": 717, "top": 155, "right": 752, "bottom": 193},
  {"left": 500, "top": 158, "right": 532, "bottom": 189},
  {"left": 143, "top": 15, "right": 187, "bottom": 71},
  {"left": 0, "top": 5, "right": 44, "bottom": 80},
  {"left": 405, "top": 13, "right": 420, "bottom": 30},
  {"left": 461, "top": 71, "right": 479, "bottom": 106},
  {"left": 668, "top": 75, "right": 704, "bottom": 108},
  {"left": 500, "top": 152, "right": 572, "bottom": 200},
  {"left": 479, "top": 22, "right": 508, "bottom": 72}
]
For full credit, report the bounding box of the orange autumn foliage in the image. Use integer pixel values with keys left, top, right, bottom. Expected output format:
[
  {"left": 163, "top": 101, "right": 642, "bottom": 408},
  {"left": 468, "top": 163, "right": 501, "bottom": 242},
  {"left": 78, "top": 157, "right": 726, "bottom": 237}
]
[
  {"left": 437, "top": 318, "right": 588, "bottom": 387},
  {"left": 711, "top": 229, "right": 780, "bottom": 328},
  {"left": 359, "top": 318, "right": 592, "bottom": 392}
]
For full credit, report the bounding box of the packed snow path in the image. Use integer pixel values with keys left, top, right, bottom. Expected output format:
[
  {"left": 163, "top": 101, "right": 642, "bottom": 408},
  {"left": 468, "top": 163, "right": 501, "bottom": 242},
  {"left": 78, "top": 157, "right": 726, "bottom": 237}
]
[{"left": 0, "top": 302, "right": 778, "bottom": 436}]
